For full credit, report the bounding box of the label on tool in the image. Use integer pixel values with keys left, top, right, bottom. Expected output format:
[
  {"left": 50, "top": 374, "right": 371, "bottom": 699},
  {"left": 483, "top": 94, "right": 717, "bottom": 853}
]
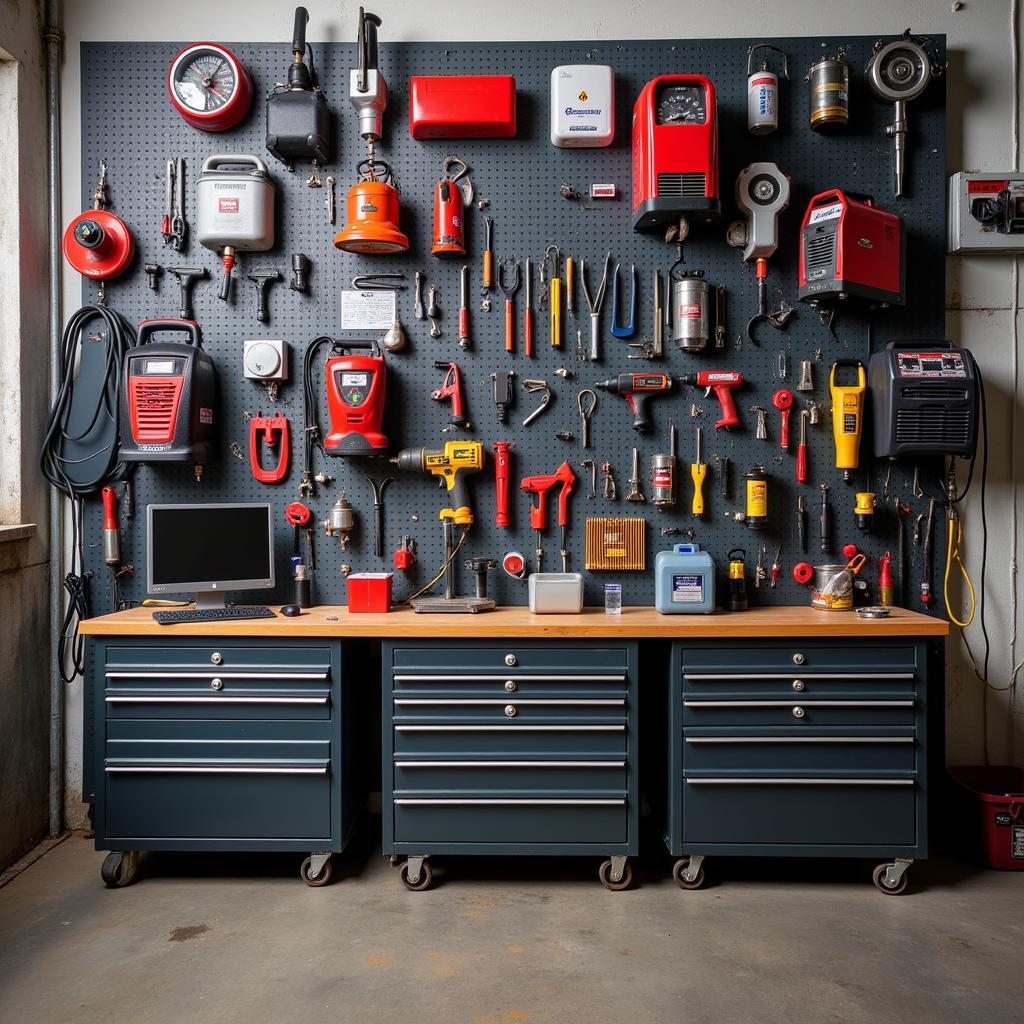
[
  {"left": 809, "top": 202, "right": 843, "bottom": 224},
  {"left": 671, "top": 573, "right": 705, "bottom": 604},
  {"left": 678, "top": 302, "right": 702, "bottom": 320},
  {"left": 652, "top": 467, "right": 673, "bottom": 487},
  {"left": 746, "top": 479, "right": 767, "bottom": 516},
  {"left": 340, "top": 290, "right": 397, "bottom": 331}
]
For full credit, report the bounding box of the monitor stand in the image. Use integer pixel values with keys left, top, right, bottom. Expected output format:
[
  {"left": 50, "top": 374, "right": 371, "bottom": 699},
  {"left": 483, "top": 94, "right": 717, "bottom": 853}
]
[{"left": 193, "top": 591, "right": 227, "bottom": 610}]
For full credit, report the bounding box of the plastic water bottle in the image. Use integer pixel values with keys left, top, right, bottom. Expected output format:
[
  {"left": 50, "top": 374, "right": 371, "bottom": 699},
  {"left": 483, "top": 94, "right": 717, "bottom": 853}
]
[{"left": 604, "top": 583, "right": 622, "bottom": 615}]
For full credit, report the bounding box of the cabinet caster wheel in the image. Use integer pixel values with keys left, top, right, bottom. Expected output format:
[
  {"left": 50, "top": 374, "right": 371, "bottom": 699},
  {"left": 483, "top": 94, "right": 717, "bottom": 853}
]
[
  {"left": 873, "top": 863, "right": 909, "bottom": 895},
  {"left": 300, "top": 857, "right": 333, "bottom": 887},
  {"left": 673, "top": 857, "right": 705, "bottom": 890},
  {"left": 100, "top": 851, "right": 139, "bottom": 888},
  {"left": 599, "top": 859, "right": 633, "bottom": 891},
  {"left": 400, "top": 860, "right": 433, "bottom": 891}
]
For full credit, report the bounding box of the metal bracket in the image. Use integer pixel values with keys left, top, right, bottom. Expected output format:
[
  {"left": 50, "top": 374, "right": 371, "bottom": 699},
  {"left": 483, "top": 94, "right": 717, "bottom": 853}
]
[
  {"left": 681, "top": 853, "right": 704, "bottom": 883},
  {"left": 307, "top": 851, "right": 332, "bottom": 881},
  {"left": 405, "top": 854, "right": 427, "bottom": 885},
  {"left": 608, "top": 854, "right": 628, "bottom": 883},
  {"left": 883, "top": 857, "right": 913, "bottom": 889}
]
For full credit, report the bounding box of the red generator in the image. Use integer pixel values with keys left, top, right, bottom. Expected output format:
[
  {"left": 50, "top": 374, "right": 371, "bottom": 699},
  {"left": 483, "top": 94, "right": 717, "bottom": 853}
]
[
  {"left": 323, "top": 340, "right": 388, "bottom": 456},
  {"left": 632, "top": 74, "right": 719, "bottom": 233},
  {"left": 798, "top": 189, "right": 905, "bottom": 307}
]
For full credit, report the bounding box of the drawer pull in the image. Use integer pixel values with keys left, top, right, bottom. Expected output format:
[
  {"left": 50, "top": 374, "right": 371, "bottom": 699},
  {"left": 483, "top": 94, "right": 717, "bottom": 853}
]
[
  {"left": 105, "top": 696, "right": 329, "bottom": 705},
  {"left": 505, "top": 680, "right": 517, "bottom": 692},
  {"left": 393, "top": 674, "right": 626, "bottom": 683},
  {"left": 792, "top": 680, "right": 805, "bottom": 692},
  {"left": 105, "top": 765, "right": 328, "bottom": 775},
  {"left": 395, "top": 798, "right": 626, "bottom": 806},
  {"left": 105, "top": 671, "right": 330, "bottom": 680},
  {"left": 210, "top": 652, "right": 223, "bottom": 665},
  {"left": 393, "top": 698, "right": 626, "bottom": 707},
  {"left": 505, "top": 704, "right": 517, "bottom": 718},
  {"left": 394, "top": 725, "right": 625, "bottom": 733},
  {"left": 686, "top": 737, "right": 914, "bottom": 745},
  {"left": 683, "top": 700, "right": 914, "bottom": 708},
  {"left": 686, "top": 777, "right": 914, "bottom": 787},
  {"left": 505, "top": 654, "right": 518, "bottom": 667},
  {"left": 684, "top": 672, "right": 915, "bottom": 681},
  {"left": 793, "top": 653, "right": 805, "bottom": 665},
  {"left": 210, "top": 678, "right": 223, "bottom": 691},
  {"left": 395, "top": 760, "right": 626, "bottom": 768},
  {"left": 792, "top": 706, "right": 805, "bottom": 719}
]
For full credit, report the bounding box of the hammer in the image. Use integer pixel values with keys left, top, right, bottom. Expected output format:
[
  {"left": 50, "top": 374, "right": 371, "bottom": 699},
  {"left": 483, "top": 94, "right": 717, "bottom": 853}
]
[
  {"left": 248, "top": 270, "right": 282, "bottom": 323},
  {"left": 167, "top": 266, "right": 208, "bottom": 320}
]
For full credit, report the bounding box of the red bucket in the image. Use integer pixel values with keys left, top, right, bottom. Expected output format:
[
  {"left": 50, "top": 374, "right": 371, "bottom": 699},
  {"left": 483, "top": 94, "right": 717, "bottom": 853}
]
[{"left": 948, "top": 766, "right": 1024, "bottom": 870}]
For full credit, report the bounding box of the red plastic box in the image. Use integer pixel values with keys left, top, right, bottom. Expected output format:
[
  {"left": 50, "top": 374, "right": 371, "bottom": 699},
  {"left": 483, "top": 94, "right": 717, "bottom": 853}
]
[
  {"left": 346, "top": 572, "right": 393, "bottom": 613},
  {"left": 409, "top": 75, "right": 517, "bottom": 140},
  {"left": 948, "top": 766, "right": 1024, "bottom": 869}
]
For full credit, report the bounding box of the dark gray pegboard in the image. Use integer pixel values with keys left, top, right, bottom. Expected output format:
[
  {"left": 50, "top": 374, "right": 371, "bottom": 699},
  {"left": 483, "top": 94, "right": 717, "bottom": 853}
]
[{"left": 79, "top": 34, "right": 947, "bottom": 611}]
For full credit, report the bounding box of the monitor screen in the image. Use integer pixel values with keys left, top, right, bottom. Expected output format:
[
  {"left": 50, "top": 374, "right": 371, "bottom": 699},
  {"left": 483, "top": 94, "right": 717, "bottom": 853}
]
[{"left": 147, "top": 504, "right": 274, "bottom": 594}]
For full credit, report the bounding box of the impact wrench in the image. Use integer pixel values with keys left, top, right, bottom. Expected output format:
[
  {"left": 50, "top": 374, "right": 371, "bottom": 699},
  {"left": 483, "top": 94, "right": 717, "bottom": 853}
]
[{"left": 595, "top": 373, "right": 673, "bottom": 433}]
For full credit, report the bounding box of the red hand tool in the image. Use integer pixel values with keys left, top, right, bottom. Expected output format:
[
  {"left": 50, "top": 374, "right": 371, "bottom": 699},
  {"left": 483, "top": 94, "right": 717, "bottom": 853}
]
[
  {"left": 520, "top": 461, "right": 576, "bottom": 572},
  {"left": 796, "top": 409, "right": 809, "bottom": 484},
  {"left": 432, "top": 361, "right": 468, "bottom": 428},
  {"left": 680, "top": 371, "right": 743, "bottom": 430},
  {"left": 101, "top": 485, "right": 120, "bottom": 566},
  {"left": 494, "top": 441, "right": 512, "bottom": 528},
  {"left": 498, "top": 259, "right": 521, "bottom": 354},
  {"left": 773, "top": 388, "right": 793, "bottom": 449},
  {"left": 285, "top": 501, "right": 312, "bottom": 556},
  {"left": 249, "top": 411, "right": 290, "bottom": 484}
]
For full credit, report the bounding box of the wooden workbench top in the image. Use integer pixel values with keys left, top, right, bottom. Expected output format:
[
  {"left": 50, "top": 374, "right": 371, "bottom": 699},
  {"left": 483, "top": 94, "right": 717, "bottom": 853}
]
[{"left": 79, "top": 604, "right": 949, "bottom": 639}]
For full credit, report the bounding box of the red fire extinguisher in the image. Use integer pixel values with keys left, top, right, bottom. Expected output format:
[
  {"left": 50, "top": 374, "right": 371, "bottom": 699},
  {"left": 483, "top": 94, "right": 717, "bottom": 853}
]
[{"left": 432, "top": 156, "right": 470, "bottom": 258}]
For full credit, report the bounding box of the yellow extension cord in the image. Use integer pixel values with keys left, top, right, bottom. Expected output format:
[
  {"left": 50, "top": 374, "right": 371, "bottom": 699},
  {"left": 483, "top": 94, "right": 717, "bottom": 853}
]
[{"left": 944, "top": 508, "right": 977, "bottom": 628}]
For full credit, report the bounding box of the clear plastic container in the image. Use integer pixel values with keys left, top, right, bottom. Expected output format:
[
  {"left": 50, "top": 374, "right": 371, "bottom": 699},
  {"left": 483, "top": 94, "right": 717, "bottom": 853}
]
[{"left": 604, "top": 583, "right": 622, "bottom": 615}]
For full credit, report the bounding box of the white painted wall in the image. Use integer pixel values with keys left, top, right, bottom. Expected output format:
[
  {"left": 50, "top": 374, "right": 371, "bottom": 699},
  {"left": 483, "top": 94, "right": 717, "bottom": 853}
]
[{"left": 58, "top": 0, "right": 1024, "bottom": 825}]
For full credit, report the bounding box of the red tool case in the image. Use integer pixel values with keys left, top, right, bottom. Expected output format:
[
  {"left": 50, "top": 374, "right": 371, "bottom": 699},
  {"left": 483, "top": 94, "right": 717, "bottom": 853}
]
[{"left": 409, "top": 75, "right": 517, "bottom": 139}]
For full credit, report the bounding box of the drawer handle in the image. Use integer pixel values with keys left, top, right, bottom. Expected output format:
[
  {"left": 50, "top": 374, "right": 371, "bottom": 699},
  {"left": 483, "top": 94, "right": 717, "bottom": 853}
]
[
  {"left": 394, "top": 698, "right": 626, "bottom": 707},
  {"left": 392, "top": 674, "right": 626, "bottom": 682},
  {"left": 685, "top": 777, "right": 914, "bottom": 787},
  {"left": 105, "top": 671, "right": 330, "bottom": 680},
  {"left": 505, "top": 654, "right": 518, "bottom": 667},
  {"left": 394, "top": 725, "right": 625, "bottom": 732},
  {"left": 395, "top": 760, "right": 626, "bottom": 768},
  {"left": 105, "top": 765, "right": 328, "bottom": 775},
  {"left": 394, "top": 798, "right": 626, "bottom": 806},
  {"left": 793, "top": 653, "right": 805, "bottom": 665},
  {"left": 105, "top": 696, "right": 329, "bottom": 705},
  {"left": 792, "top": 680, "right": 805, "bottom": 692},
  {"left": 504, "top": 704, "right": 518, "bottom": 718},
  {"left": 684, "top": 672, "right": 915, "bottom": 681},
  {"left": 685, "top": 737, "right": 914, "bottom": 745},
  {"left": 683, "top": 700, "right": 914, "bottom": 708},
  {"left": 210, "top": 678, "right": 224, "bottom": 691},
  {"left": 505, "top": 680, "right": 517, "bottom": 692},
  {"left": 792, "top": 706, "right": 805, "bottom": 719},
  {"left": 210, "top": 652, "right": 223, "bottom": 665}
]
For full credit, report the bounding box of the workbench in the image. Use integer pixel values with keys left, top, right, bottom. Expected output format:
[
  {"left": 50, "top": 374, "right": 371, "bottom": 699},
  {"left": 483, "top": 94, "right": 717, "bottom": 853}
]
[{"left": 80, "top": 606, "right": 947, "bottom": 892}]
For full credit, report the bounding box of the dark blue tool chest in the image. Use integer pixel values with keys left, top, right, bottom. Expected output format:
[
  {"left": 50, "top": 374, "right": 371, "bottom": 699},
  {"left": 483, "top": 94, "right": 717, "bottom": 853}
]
[
  {"left": 381, "top": 639, "right": 640, "bottom": 890},
  {"left": 89, "top": 636, "right": 362, "bottom": 887},
  {"left": 661, "top": 638, "right": 942, "bottom": 894}
]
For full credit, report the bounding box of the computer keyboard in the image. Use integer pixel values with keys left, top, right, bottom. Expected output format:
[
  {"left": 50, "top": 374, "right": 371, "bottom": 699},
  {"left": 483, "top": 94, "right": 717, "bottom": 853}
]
[{"left": 152, "top": 606, "right": 277, "bottom": 625}]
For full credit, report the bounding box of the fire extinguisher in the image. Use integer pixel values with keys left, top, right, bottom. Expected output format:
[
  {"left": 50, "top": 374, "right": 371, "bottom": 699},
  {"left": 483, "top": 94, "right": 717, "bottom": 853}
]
[{"left": 432, "top": 156, "right": 470, "bottom": 259}]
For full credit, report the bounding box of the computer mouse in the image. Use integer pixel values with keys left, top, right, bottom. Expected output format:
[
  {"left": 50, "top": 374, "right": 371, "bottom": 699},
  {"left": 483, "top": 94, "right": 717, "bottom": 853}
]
[{"left": 280, "top": 604, "right": 302, "bottom": 617}]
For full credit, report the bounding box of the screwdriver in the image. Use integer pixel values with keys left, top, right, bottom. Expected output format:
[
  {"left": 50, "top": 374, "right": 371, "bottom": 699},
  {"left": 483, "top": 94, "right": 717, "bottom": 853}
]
[
  {"left": 546, "top": 245, "right": 562, "bottom": 348},
  {"left": 524, "top": 258, "right": 534, "bottom": 358},
  {"left": 458, "top": 264, "right": 470, "bottom": 350},
  {"left": 691, "top": 426, "right": 707, "bottom": 516},
  {"left": 796, "top": 409, "right": 809, "bottom": 484},
  {"left": 482, "top": 216, "right": 494, "bottom": 292},
  {"left": 565, "top": 256, "right": 576, "bottom": 319}
]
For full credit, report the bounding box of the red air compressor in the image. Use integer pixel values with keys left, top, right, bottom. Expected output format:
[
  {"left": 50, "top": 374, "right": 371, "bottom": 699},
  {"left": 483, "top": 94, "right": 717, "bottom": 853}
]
[
  {"left": 323, "top": 339, "right": 388, "bottom": 455},
  {"left": 798, "top": 189, "right": 905, "bottom": 307},
  {"left": 632, "top": 75, "right": 720, "bottom": 233},
  {"left": 119, "top": 319, "right": 217, "bottom": 478}
]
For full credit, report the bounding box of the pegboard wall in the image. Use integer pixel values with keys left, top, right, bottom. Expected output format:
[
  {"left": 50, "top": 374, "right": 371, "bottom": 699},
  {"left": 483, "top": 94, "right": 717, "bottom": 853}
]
[{"left": 79, "top": 34, "right": 947, "bottom": 611}]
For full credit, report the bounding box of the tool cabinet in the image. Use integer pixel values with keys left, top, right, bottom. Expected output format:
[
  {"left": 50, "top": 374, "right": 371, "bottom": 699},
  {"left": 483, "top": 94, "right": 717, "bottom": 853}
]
[
  {"left": 662, "top": 638, "right": 941, "bottom": 894},
  {"left": 381, "top": 639, "right": 640, "bottom": 890},
  {"left": 89, "top": 637, "right": 362, "bottom": 887}
]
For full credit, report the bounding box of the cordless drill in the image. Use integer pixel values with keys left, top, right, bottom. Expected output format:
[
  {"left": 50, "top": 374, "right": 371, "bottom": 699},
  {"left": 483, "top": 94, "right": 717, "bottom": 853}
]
[
  {"left": 595, "top": 373, "right": 673, "bottom": 432},
  {"left": 390, "top": 440, "right": 484, "bottom": 526},
  {"left": 680, "top": 371, "right": 744, "bottom": 430}
]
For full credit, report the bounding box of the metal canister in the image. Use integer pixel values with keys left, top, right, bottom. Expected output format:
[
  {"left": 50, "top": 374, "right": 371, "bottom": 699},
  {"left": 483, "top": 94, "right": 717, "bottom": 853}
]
[
  {"left": 809, "top": 564, "right": 855, "bottom": 610},
  {"left": 671, "top": 270, "right": 710, "bottom": 351},
  {"left": 807, "top": 54, "right": 849, "bottom": 131},
  {"left": 744, "top": 466, "right": 768, "bottom": 530},
  {"left": 748, "top": 68, "right": 778, "bottom": 135},
  {"left": 650, "top": 453, "right": 676, "bottom": 508},
  {"left": 728, "top": 548, "right": 749, "bottom": 611}
]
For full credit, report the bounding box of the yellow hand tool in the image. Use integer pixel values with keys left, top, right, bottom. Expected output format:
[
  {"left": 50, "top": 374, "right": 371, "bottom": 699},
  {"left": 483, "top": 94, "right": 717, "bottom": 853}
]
[
  {"left": 828, "top": 360, "right": 866, "bottom": 481},
  {"left": 691, "top": 426, "right": 707, "bottom": 516},
  {"left": 390, "top": 440, "right": 484, "bottom": 526},
  {"left": 545, "top": 245, "right": 562, "bottom": 347}
]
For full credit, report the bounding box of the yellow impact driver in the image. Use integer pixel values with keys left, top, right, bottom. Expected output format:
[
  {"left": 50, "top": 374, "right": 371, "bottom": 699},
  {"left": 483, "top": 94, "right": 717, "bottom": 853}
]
[
  {"left": 829, "top": 360, "right": 866, "bottom": 482},
  {"left": 390, "top": 440, "right": 484, "bottom": 526}
]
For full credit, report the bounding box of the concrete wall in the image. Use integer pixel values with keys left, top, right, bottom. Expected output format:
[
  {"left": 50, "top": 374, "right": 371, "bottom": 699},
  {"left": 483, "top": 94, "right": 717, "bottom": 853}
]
[
  {"left": 0, "top": 0, "right": 54, "bottom": 868},
  {"left": 55, "top": 0, "right": 1024, "bottom": 826}
]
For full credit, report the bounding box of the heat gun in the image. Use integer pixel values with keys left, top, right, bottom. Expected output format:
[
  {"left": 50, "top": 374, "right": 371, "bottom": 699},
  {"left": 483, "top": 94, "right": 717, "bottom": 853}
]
[{"left": 680, "top": 371, "right": 744, "bottom": 430}]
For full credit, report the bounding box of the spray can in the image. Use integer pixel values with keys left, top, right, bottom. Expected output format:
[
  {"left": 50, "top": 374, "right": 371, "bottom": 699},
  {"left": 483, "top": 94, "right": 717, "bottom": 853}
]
[
  {"left": 671, "top": 270, "right": 710, "bottom": 351},
  {"left": 747, "top": 44, "right": 788, "bottom": 135},
  {"left": 650, "top": 423, "right": 677, "bottom": 509},
  {"left": 728, "top": 548, "right": 749, "bottom": 611},
  {"left": 744, "top": 466, "right": 768, "bottom": 530},
  {"left": 807, "top": 52, "right": 849, "bottom": 131}
]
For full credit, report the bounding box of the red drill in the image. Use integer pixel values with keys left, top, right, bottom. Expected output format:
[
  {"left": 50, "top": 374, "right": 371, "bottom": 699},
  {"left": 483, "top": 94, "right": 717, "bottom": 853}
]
[
  {"left": 680, "top": 371, "right": 744, "bottom": 430},
  {"left": 520, "top": 461, "right": 576, "bottom": 572}
]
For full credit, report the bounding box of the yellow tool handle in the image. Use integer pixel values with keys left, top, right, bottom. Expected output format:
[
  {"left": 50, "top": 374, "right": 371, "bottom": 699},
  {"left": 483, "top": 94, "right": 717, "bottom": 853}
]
[
  {"left": 691, "top": 463, "right": 707, "bottom": 516},
  {"left": 550, "top": 277, "right": 562, "bottom": 347},
  {"left": 482, "top": 250, "right": 494, "bottom": 291}
]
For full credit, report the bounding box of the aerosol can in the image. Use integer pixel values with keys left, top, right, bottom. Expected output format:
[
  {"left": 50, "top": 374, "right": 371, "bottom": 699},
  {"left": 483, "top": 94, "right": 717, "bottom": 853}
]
[
  {"left": 197, "top": 154, "right": 277, "bottom": 300},
  {"left": 432, "top": 156, "right": 469, "bottom": 258},
  {"left": 650, "top": 423, "right": 677, "bottom": 509},
  {"left": 746, "top": 44, "right": 788, "bottom": 135}
]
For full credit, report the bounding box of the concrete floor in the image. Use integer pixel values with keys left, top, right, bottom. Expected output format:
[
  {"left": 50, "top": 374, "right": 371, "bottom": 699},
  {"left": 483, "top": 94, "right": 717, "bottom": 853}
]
[{"left": 0, "top": 830, "right": 1022, "bottom": 1024}]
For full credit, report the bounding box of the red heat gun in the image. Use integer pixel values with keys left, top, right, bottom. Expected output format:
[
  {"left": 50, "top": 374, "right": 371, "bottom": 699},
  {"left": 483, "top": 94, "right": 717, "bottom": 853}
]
[{"left": 680, "top": 371, "right": 744, "bottom": 430}]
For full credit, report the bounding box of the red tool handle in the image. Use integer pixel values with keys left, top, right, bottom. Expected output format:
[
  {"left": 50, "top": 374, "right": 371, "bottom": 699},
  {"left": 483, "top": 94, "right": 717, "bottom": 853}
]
[
  {"left": 780, "top": 406, "right": 790, "bottom": 449},
  {"left": 555, "top": 462, "right": 575, "bottom": 526},
  {"left": 102, "top": 485, "right": 118, "bottom": 530},
  {"left": 494, "top": 442, "right": 511, "bottom": 528},
  {"left": 505, "top": 299, "right": 514, "bottom": 353},
  {"left": 524, "top": 307, "right": 534, "bottom": 359},
  {"left": 796, "top": 442, "right": 807, "bottom": 483},
  {"left": 713, "top": 383, "right": 740, "bottom": 430},
  {"left": 459, "top": 305, "right": 470, "bottom": 346}
]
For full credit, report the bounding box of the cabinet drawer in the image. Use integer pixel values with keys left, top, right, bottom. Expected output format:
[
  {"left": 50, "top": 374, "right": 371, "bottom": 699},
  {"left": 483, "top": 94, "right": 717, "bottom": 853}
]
[
  {"left": 683, "top": 734, "right": 916, "bottom": 774},
  {"left": 394, "top": 759, "right": 626, "bottom": 793},
  {"left": 394, "top": 798, "right": 627, "bottom": 844},
  {"left": 104, "top": 765, "right": 331, "bottom": 840},
  {"left": 393, "top": 675, "right": 627, "bottom": 698},
  {"left": 682, "top": 672, "right": 916, "bottom": 699},
  {"left": 105, "top": 645, "right": 333, "bottom": 673},
  {"left": 392, "top": 646, "right": 629, "bottom": 674},
  {"left": 393, "top": 723, "right": 627, "bottom": 757},
  {"left": 107, "top": 735, "right": 331, "bottom": 763},
  {"left": 682, "top": 698, "right": 915, "bottom": 728},
  {"left": 393, "top": 698, "right": 626, "bottom": 723},
  {"left": 680, "top": 645, "right": 918, "bottom": 674},
  {"left": 682, "top": 777, "right": 917, "bottom": 846}
]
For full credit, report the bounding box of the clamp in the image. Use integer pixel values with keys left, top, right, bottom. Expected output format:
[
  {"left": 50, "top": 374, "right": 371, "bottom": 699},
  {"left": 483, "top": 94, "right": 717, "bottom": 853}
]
[{"left": 248, "top": 411, "right": 290, "bottom": 484}]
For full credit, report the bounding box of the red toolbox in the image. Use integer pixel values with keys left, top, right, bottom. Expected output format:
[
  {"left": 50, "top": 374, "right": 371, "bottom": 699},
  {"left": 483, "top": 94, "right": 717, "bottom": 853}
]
[
  {"left": 948, "top": 766, "right": 1024, "bottom": 869},
  {"left": 347, "top": 572, "right": 393, "bottom": 613},
  {"left": 409, "top": 75, "right": 517, "bottom": 139}
]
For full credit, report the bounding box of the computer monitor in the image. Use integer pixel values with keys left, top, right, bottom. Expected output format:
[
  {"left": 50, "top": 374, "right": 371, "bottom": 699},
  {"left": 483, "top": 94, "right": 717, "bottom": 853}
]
[{"left": 147, "top": 503, "right": 275, "bottom": 609}]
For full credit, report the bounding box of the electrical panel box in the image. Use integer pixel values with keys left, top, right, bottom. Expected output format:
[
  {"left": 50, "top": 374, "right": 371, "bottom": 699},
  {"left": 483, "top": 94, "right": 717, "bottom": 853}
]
[
  {"left": 550, "top": 65, "right": 615, "bottom": 148},
  {"left": 948, "top": 171, "right": 1024, "bottom": 253}
]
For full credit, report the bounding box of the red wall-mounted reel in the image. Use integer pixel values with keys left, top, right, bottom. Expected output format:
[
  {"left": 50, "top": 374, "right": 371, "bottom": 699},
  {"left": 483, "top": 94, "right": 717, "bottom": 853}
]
[{"left": 63, "top": 161, "right": 134, "bottom": 281}]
